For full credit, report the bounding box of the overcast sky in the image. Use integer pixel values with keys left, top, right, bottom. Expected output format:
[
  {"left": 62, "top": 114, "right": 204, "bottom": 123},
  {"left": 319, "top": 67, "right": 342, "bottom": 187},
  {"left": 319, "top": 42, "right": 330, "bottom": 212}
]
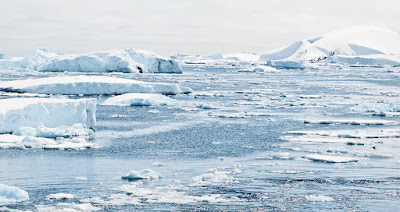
[{"left": 1, "top": 0, "right": 399, "bottom": 57}]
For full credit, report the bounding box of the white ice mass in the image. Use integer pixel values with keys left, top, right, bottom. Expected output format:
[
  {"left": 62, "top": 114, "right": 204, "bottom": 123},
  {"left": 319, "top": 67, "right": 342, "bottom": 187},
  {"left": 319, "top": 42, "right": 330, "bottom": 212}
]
[
  {"left": 0, "top": 98, "right": 96, "bottom": 133},
  {"left": 0, "top": 48, "right": 183, "bottom": 73},
  {"left": 0, "top": 75, "right": 192, "bottom": 95},
  {"left": 260, "top": 26, "right": 400, "bottom": 68},
  {"left": 0, "top": 184, "right": 29, "bottom": 205},
  {"left": 102, "top": 93, "right": 179, "bottom": 107},
  {"left": 121, "top": 169, "right": 163, "bottom": 181}
]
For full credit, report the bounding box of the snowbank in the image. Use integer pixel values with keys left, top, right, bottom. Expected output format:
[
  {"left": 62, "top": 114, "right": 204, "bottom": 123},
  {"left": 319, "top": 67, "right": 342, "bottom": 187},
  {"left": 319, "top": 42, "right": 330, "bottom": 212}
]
[
  {"left": 0, "top": 48, "right": 183, "bottom": 73},
  {"left": 121, "top": 169, "right": 163, "bottom": 181},
  {"left": 0, "top": 184, "right": 29, "bottom": 205},
  {"left": 0, "top": 98, "right": 96, "bottom": 134},
  {"left": 260, "top": 26, "right": 400, "bottom": 68},
  {"left": 102, "top": 93, "right": 179, "bottom": 107},
  {"left": 0, "top": 75, "right": 192, "bottom": 95}
]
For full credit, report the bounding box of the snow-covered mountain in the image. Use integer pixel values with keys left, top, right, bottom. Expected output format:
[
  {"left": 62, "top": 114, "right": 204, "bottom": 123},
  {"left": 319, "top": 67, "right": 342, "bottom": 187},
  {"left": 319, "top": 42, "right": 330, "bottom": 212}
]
[
  {"left": 0, "top": 48, "right": 183, "bottom": 73},
  {"left": 260, "top": 26, "right": 400, "bottom": 68}
]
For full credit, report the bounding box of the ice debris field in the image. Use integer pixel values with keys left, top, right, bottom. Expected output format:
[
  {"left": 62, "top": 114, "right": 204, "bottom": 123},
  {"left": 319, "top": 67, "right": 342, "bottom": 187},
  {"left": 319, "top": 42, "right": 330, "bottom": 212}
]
[{"left": 1, "top": 26, "right": 400, "bottom": 211}]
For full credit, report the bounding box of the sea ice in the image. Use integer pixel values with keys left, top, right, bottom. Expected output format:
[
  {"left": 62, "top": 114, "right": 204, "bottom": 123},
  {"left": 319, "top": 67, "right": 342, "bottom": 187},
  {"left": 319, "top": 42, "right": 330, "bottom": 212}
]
[
  {"left": 46, "top": 193, "right": 74, "bottom": 201},
  {"left": 0, "top": 75, "right": 192, "bottom": 95},
  {"left": 121, "top": 169, "right": 163, "bottom": 181},
  {"left": 303, "top": 154, "right": 358, "bottom": 163},
  {"left": 305, "top": 195, "right": 334, "bottom": 202},
  {"left": 0, "top": 184, "right": 29, "bottom": 205},
  {"left": 102, "top": 93, "right": 180, "bottom": 107}
]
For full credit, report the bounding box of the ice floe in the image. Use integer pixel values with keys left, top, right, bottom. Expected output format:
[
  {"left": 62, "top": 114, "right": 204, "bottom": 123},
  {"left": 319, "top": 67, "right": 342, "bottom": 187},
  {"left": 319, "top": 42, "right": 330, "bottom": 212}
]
[
  {"left": 102, "top": 93, "right": 179, "bottom": 107},
  {"left": 0, "top": 184, "right": 29, "bottom": 205},
  {"left": 121, "top": 169, "right": 163, "bottom": 181},
  {"left": 303, "top": 154, "right": 358, "bottom": 163},
  {"left": 304, "top": 118, "right": 396, "bottom": 125},
  {"left": 46, "top": 193, "right": 74, "bottom": 201},
  {"left": 0, "top": 48, "right": 183, "bottom": 73},
  {"left": 192, "top": 171, "right": 232, "bottom": 186},
  {"left": 0, "top": 75, "right": 192, "bottom": 95},
  {"left": 36, "top": 203, "right": 100, "bottom": 212},
  {"left": 305, "top": 195, "right": 334, "bottom": 202}
]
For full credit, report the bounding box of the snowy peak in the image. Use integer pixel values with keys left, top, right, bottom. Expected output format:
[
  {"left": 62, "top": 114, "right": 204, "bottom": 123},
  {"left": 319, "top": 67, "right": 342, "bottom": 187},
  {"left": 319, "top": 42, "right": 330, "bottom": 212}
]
[{"left": 260, "top": 26, "right": 400, "bottom": 67}]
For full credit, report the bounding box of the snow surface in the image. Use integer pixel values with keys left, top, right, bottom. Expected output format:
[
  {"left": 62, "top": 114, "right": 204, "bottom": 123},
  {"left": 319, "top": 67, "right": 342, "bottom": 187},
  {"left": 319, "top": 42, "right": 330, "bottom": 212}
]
[
  {"left": 121, "top": 169, "right": 163, "bottom": 181},
  {"left": 0, "top": 184, "right": 29, "bottom": 205},
  {"left": 0, "top": 48, "right": 183, "bottom": 73},
  {"left": 0, "top": 98, "right": 96, "bottom": 134},
  {"left": 0, "top": 75, "right": 192, "bottom": 95},
  {"left": 260, "top": 26, "right": 400, "bottom": 68}
]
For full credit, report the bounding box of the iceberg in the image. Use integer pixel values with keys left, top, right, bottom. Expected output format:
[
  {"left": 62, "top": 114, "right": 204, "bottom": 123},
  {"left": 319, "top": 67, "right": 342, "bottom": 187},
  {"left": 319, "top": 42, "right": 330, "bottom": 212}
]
[
  {"left": 260, "top": 26, "right": 400, "bottom": 68},
  {"left": 0, "top": 75, "right": 192, "bottom": 95},
  {"left": 0, "top": 98, "right": 96, "bottom": 134},
  {"left": 0, "top": 184, "right": 29, "bottom": 205},
  {"left": 0, "top": 48, "right": 183, "bottom": 73}
]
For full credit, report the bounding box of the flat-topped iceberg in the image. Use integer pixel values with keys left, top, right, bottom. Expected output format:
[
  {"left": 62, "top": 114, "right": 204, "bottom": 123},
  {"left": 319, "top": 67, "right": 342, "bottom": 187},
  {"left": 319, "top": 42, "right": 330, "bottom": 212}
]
[
  {"left": 0, "top": 75, "right": 192, "bottom": 95},
  {"left": 260, "top": 26, "right": 400, "bottom": 68},
  {"left": 0, "top": 98, "right": 96, "bottom": 134},
  {"left": 0, "top": 48, "right": 183, "bottom": 73},
  {"left": 0, "top": 184, "right": 29, "bottom": 205}
]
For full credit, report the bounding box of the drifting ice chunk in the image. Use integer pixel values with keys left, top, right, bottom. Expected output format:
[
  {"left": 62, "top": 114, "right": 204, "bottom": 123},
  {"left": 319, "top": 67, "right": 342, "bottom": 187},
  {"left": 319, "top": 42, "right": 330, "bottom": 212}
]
[
  {"left": 46, "top": 193, "right": 74, "bottom": 201},
  {"left": 0, "top": 75, "right": 192, "bottom": 95},
  {"left": 192, "top": 171, "right": 232, "bottom": 185},
  {"left": 305, "top": 195, "right": 334, "bottom": 202},
  {"left": 303, "top": 154, "right": 358, "bottom": 163},
  {"left": 121, "top": 169, "right": 163, "bottom": 181},
  {"left": 252, "top": 65, "right": 280, "bottom": 73},
  {"left": 0, "top": 184, "right": 29, "bottom": 205},
  {"left": 102, "top": 93, "right": 179, "bottom": 107},
  {"left": 0, "top": 98, "right": 96, "bottom": 134}
]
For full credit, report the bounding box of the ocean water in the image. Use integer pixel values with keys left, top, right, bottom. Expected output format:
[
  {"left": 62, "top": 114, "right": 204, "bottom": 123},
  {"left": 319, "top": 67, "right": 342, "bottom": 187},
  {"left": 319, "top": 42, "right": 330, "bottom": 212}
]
[{"left": 1, "top": 65, "right": 400, "bottom": 211}]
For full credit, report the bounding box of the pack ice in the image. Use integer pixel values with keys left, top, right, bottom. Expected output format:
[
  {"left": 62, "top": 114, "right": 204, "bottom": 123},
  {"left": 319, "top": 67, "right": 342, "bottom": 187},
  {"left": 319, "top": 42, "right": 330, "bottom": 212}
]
[
  {"left": 0, "top": 75, "right": 192, "bottom": 95},
  {"left": 0, "top": 48, "right": 183, "bottom": 73},
  {"left": 259, "top": 26, "right": 400, "bottom": 68}
]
